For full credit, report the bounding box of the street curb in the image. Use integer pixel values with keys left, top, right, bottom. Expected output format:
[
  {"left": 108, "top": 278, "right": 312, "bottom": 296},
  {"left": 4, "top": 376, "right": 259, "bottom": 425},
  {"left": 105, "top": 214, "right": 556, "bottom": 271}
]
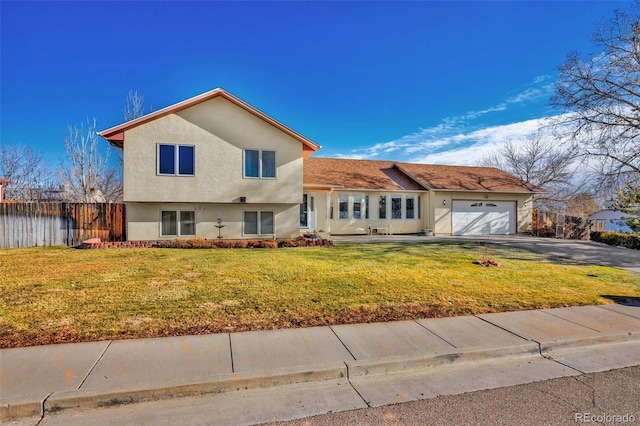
[
  {"left": 1, "top": 362, "right": 347, "bottom": 421},
  {"left": 0, "top": 399, "right": 43, "bottom": 422},
  {"left": 538, "top": 331, "right": 639, "bottom": 355},
  {"left": 346, "top": 343, "right": 541, "bottom": 377},
  {"left": 3, "top": 330, "right": 640, "bottom": 421}
]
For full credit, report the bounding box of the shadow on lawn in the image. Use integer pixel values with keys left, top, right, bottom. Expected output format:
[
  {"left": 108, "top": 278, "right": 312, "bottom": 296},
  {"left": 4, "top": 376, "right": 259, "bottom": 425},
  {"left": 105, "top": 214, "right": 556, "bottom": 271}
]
[
  {"left": 355, "top": 241, "right": 586, "bottom": 266},
  {"left": 601, "top": 295, "right": 640, "bottom": 306}
]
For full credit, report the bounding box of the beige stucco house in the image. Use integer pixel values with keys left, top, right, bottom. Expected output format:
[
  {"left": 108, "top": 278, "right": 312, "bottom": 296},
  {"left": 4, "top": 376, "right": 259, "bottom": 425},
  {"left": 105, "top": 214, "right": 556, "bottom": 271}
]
[{"left": 100, "top": 88, "right": 543, "bottom": 240}]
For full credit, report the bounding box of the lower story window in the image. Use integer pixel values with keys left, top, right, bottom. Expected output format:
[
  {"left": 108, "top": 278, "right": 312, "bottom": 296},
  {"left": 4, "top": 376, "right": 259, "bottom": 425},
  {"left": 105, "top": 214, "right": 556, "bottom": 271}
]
[
  {"left": 391, "top": 197, "right": 402, "bottom": 219},
  {"left": 161, "top": 210, "right": 195, "bottom": 236},
  {"left": 353, "top": 195, "right": 362, "bottom": 219},
  {"left": 379, "top": 195, "right": 386, "bottom": 219},
  {"left": 244, "top": 211, "right": 274, "bottom": 235},
  {"left": 339, "top": 195, "right": 348, "bottom": 219},
  {"left": 406, "top": 197, "right": 415, "bottom": 219},
  {"left": 365, "top": 195, "right": 370, "bottom": 219}
]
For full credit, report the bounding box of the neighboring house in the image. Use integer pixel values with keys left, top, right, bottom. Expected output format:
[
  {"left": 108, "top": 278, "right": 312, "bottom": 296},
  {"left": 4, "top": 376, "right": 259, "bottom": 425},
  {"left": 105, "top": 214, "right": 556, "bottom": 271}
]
[
  {"left": 99, "top": 88, "right": 543, "bottom": 240},
  {"left": 0, "top": 179, "right": 11, "bottom": 203},
  {"left": 589, "top": 210, "right": 633, "bottom": 233}
]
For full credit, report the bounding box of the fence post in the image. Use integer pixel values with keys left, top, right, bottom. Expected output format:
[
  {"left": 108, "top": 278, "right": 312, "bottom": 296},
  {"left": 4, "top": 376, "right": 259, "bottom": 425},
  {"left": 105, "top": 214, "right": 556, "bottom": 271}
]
[{"left": 66, "top": 202, "right": 71, "bottom": 247}]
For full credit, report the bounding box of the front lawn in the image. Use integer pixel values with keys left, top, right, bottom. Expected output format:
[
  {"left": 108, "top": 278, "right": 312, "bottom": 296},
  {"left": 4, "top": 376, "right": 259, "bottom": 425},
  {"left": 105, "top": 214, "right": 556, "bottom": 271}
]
[{"left": 1, "top": 242, "right": 638, "bottom": 348}]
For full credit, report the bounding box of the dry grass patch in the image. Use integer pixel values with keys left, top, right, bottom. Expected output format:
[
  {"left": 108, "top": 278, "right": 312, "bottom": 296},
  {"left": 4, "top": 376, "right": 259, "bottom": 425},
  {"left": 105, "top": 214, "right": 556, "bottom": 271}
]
[{"left": 1, "top": 242, "right": 638, "bottom": 348}]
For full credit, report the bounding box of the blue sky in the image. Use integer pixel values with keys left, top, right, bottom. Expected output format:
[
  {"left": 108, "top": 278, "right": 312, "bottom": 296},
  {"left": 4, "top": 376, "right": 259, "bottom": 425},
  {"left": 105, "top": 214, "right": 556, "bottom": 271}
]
[{"left": 0, "top": 1, "right": 631, "bottom": 168}]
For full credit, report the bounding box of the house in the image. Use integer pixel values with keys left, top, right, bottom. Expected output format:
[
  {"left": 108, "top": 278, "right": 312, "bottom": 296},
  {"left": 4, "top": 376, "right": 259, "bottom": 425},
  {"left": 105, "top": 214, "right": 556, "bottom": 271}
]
[
  {"left": 99, "top": 88, "right": 543, "bottom": 240},
  {"left": 0, "top": 179, "right": 11, "bottom": 203},
  {"left": 589, "top": 209, "right": 634, "bottom": 233}
]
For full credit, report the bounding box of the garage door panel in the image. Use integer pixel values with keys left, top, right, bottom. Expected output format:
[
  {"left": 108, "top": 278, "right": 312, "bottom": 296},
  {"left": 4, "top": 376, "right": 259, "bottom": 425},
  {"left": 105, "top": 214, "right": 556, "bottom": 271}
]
[{"left": 452, "top": 201, "right": 516, "bottom": 235}]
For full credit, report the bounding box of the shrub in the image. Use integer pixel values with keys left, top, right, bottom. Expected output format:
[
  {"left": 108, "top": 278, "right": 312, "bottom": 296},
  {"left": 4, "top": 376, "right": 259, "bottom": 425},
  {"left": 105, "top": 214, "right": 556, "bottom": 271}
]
[
  {"left": 590, "top": 231, "right": 640, "bottom": 250},
  {"left": 246, "top": 240, "right": 261, "bottom": 248},
  {"left": 234, "top": 240, "right": 249, "bottom": 249},
  {"left": 258, "top": 240, "right": 278, "bottom": 249},
  {"left": 214, "top": 240, "right": 238, "bottom": 249},
  {"left": 150, "top": 237, "right": 333, "bottom": 249},
  {"left": 278, "top": 238, "right": 299, "bottom": 248}
]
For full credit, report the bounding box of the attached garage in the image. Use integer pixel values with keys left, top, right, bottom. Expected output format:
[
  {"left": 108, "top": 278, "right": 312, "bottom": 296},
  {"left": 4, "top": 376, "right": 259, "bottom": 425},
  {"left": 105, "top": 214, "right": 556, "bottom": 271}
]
[{"left": 452, "top": 200, "right": 516, "bottom": 236}]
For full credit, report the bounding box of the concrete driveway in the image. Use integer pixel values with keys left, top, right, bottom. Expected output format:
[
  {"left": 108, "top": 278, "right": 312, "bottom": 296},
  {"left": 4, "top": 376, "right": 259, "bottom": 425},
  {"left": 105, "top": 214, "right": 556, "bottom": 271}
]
[{"left": 331, "top": 234, "right": 640, "bottom": 274}]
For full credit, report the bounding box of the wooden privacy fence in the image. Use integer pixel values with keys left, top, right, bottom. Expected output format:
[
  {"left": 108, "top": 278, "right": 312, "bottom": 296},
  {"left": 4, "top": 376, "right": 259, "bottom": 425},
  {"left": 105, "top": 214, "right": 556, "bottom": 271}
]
[{"left": 0, "top": 203, "right": 126, "bottom": 248}]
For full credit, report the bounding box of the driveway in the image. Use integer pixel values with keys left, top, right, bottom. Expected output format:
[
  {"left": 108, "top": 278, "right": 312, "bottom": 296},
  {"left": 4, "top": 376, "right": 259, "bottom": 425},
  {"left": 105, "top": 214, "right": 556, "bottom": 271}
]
[{"left": 331, "top": 234, "right": 640, "bottom": 274}]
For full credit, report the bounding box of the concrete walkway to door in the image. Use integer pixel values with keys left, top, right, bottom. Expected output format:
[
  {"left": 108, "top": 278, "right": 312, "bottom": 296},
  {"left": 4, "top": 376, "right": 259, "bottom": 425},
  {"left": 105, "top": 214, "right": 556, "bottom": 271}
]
[{"left": 331, "top": 234, "right": 640, "bottom": 274}]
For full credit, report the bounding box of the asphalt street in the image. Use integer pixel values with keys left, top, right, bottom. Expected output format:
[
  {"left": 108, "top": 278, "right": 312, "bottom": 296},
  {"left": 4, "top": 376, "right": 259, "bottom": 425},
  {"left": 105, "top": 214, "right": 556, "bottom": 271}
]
[{"left": 266, "top": 365, "right": 640, "bottom": 426}]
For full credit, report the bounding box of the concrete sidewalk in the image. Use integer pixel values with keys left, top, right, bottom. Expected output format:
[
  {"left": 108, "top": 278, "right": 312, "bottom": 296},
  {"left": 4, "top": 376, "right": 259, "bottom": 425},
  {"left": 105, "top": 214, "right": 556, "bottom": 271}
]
[{"left": 2, "top": 304, "right": 640, "bottom": 424}]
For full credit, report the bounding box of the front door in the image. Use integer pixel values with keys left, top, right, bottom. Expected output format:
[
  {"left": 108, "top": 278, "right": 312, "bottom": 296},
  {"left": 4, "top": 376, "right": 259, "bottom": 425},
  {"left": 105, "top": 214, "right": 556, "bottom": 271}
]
[
  {"left": 300, "top": 194, "right": 315, "bottom": 230},
  {"left": 300, "top": 194, "right": 309, "bottom": 228}
]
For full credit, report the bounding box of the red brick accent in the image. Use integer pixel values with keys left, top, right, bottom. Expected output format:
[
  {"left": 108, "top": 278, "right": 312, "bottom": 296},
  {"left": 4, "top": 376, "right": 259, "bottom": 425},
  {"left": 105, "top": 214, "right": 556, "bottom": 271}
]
[{"left": 76, "top": 241, "right": 154, "bottom": 249}]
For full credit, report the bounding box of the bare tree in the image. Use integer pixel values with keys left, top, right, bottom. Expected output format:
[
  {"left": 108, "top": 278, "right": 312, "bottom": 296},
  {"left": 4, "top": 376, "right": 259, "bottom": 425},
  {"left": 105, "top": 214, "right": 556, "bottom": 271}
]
[
  {"left": 117, "top": 89, "right": 150, "bottom": 169},
  {"left": 123, "top": 89, "right": 147, "bottom": 121},
  {"left": 551, "top": 3, "right": 640, "bottom": 186},
  {"left": 0, "top": 143, "right": 54, "bottom": 200},
  {"left": 59, "top": 118, "right": 122, "bottom": 202},
  {"left": 480, "top": 130, "right": 581, "bottom": 201}
]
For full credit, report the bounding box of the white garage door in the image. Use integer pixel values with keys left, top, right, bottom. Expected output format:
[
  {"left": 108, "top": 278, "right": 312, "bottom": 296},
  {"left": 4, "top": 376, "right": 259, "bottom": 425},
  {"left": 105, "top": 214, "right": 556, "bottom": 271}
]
[{"left": 452, "top": 200, "right": 516, "bottom": 235}]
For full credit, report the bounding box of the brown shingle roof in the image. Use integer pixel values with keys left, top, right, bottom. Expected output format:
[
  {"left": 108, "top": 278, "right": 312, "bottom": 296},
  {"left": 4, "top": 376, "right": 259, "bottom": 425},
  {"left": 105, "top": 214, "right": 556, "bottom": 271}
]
[
  {"left": 397, "top": 162, "right": 543, "bottom": 192},
  {"left": 303, "top": 158, "right": 423, "bottom": 190},
  {"left": 304, "top": 157, "right": 544, "bottom": 193}
]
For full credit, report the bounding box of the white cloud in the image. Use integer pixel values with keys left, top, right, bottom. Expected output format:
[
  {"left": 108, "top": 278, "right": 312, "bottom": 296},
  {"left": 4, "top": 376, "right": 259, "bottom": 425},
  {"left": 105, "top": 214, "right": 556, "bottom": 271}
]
[
  {"left": 340, "top": 116, "right": 552, "bottom": 166},
  {"left": 336, "top": 76, "right": 559, "bottom": 166},
  {"left": 533, "top": 75, "right": 552, "bottom": 84},
  {"left": 506, "top": 88, "right": 542, "bottom": 104},
  {"left": 409, "top": 118, "right": 546, "bottom": 166}
]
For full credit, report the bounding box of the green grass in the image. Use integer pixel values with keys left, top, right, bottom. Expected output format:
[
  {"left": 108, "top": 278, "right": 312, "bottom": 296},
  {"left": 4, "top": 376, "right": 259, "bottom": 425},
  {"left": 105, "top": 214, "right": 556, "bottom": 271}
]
[{"left": 1, "top": 242, "right": 638, "bottom": 348}]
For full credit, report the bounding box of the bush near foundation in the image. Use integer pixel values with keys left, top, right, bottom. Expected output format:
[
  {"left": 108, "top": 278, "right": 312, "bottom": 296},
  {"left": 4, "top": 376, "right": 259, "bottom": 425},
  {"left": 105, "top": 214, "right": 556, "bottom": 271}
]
[
  {"left": 151, "top": 237, "right": 331, "bottom": 249},
  {"left": 590, "top": 231, "right": 640, "bottom": 250}
]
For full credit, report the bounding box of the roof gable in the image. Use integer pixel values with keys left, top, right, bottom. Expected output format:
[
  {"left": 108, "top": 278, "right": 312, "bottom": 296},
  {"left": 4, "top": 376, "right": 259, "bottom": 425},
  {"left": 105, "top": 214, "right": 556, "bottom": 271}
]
[
  {"left": 304, "top": 158, "right": 424, "bottom": 190},
  {"left": 98, "top": 88, "right": 320, "bottom": 157}
]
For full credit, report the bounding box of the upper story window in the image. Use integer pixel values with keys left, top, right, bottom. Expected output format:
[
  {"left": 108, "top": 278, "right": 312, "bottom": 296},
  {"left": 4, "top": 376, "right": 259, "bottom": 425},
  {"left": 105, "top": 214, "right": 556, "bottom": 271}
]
[
  {"left": 158, "top": 144, "right": 195, "bottom": 176},
  {"left": 244, "top": 149, "right": 276, "bottom": 179}
]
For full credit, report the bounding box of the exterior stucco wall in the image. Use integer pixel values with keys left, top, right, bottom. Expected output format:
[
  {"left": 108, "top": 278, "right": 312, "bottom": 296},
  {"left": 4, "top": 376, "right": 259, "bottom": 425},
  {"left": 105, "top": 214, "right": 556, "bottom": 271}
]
[
  {"left": 123, "top": 96, "right": 303, "bottom": 204},
  {"left": 432, "top": 192, "right": 534, "bottom": 235},
  {"left": 126, "top": 202, "right": 300, "bottom": 241}
]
